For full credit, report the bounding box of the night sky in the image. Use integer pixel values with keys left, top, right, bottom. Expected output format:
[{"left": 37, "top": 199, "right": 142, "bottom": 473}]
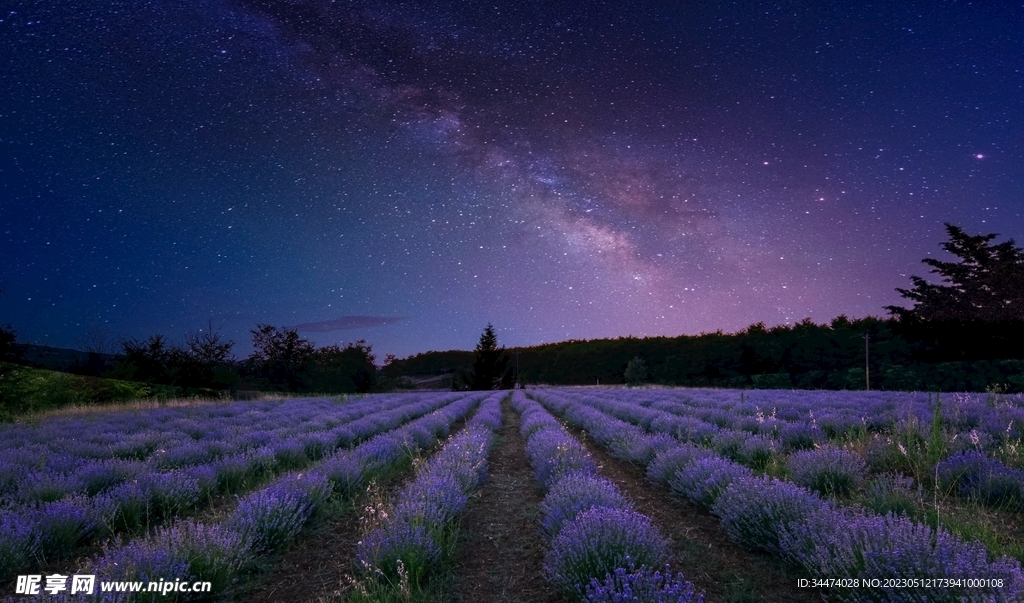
[{"left": 2, "top": 1, "right": 1022, "bottom": 360}]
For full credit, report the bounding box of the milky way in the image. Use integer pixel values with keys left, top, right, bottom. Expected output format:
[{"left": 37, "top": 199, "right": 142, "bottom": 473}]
[{"left": 2, "top": 1, "right": 1022, "bottom": 358}]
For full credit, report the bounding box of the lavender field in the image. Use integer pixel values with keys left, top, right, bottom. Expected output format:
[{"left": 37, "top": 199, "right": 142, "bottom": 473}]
[{"left": 3, "top": 387, "right": 1024, "bottom": 602}]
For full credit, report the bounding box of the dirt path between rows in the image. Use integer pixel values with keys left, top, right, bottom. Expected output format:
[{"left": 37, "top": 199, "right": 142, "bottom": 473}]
[
  {"left": 451, "top": 399, "right": 565, "bottom": 603},
  {"left": 242, "top": 412, "right": 474, "bottom": 603},
  {"left": 565, "top": 423, "right": 830, "bottom": 603}
]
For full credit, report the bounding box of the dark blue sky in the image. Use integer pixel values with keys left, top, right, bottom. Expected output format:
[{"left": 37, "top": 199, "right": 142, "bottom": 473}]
[{"left": 2, "top": 0, "right": 1022, "bottom": 359}]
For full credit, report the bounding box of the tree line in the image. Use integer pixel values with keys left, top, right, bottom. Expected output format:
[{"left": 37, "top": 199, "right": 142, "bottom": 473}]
[
  {"left": 386, "top": 224, "right": 1024, "bottom": 393},
  {"left": 0, "top": 320, "right": 379, "bottom": 396}
]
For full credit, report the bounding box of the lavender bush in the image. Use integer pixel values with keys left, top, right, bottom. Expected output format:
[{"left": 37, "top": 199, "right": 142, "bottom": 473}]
[
  {"left": 527, "top": 428, "right": 598, "bottom": 489},
  {"left": 646, "top": 444, "right": 713, "bottom": 485},
  {"left": 0, "top": 512, "right": 38, "bottom": 581},
  {"left": 541, "top": 472, "right": 632, "bottom": 537},
  {"left": 545, "top": 507, "right": 669, "bottom": 599},
  {"left": 34, "top": 496, "right": 98, "bottom": 560},
  {"left": 585, "top": 560, "right": 704, "bottom": 603},
  {"left": 781, "top": 506, "right": 1024, "bottom": 603},
  {"left": 390, "top": 475, "right": 468, "bottom": 536},
  {"left": 356, "top": 521, "right": 442, "bottom": 586},
  {"left": 778, "top": 421, "right": 822, "bottom": 452},
  {"left": 712, "top": 475, "right": 827, "bottom": 556},
  {"left": 936, "top": 450, "right": 1024, "bottom": 509},
  {"left": 861, "top": 473, "right": 921, "bottom": 518},
  {"left": 738, "top": 434, "right": 778, "bottom": 471},
  {"left": 229, "top": 472, "right": 331, "bottom": 553},
  {"left": 787, "top": 446, "right": 867, "bottom": 497},
  {"left": 668, "top": 456, "right": 753, "bottom": 507}
]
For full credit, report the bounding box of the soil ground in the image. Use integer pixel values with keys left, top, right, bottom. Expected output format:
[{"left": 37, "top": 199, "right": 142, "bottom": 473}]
[
  {"left": 564, "top": 422, "right": 831, "bottom": 603},
  {"left": 451, "top": 398, "right": 566, "bottom": 603}
]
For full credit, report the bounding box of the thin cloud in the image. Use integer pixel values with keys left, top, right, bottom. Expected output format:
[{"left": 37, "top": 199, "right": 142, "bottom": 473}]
[{"left": 290, "top": 316, "right": 408, "bottom": 333}]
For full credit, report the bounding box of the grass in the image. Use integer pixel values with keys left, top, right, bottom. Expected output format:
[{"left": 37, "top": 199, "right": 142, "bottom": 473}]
[
  {"left": 0, "top": 362, "right": 334, "bottom": 422},
  {"left": 0, "top": 362, "right": 167, "bottom": 420}
]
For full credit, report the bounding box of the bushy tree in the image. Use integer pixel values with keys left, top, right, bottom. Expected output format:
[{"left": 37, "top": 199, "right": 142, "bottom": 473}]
[
  {"left": 248, "top": 324, "right": 315, "bottom": 392},
  {"left": 117, "top": 334, "right": 173, "bottom": 383},
  {"left": 307, "top": 340, "right": 377, "bottom": 393},
  {"left": 624, "top": 356, "right": 649, "bottom": 386},
  {"left": 175, "top": 325, "right": 235, "bottom": 389},
  {"left": 888, "top": 223, "right": 1024, "bottom": 323},
  {"left": 467, "top": 323, "right": 510, "bottom": 390}
]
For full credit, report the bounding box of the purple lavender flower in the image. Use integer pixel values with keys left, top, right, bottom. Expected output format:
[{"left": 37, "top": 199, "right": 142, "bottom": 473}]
[
  {"left": 646, "top": 444, "right": 713, "bottom": 485},
  {"left": 862, "top": 473, "right": 921, "bottom": 518},
  {"left": 936, "top": 450, "right": 1024, "bottom": 509},
  {"left": 779, "top": 421, "right": 822, "bottom": 452},
  {"left": 738, "top": 434, "right": 778, "bottom": 471},
  {"left": 229, "top": 475, "right": 324, "bottom": 553},
  {"left": 391, "top": 475, "right": 468, "bottom": 533},
  {"left": 139, "top": 471, "right": 202, "bottom": 519},
  {"left": 356, "top": 522, "right": 442, "bottom": 586},
  {"left": 541, "top": 473, "right": 632, "bottom": 537},
  {"left": 668, "top": 456, "right": 753, "bottom": 508},
  {"left": 585, "top": 561, "right": 704, "bottom": 603},
  {"left": 781, "top": 506, "right": 1024, "bottom": 603},
  {"left": 527, "top": 428, "right": 599, "bottom": 489},
  {"left": 151, "top": 520, "right": 253, "bottom": 593},
  {"left": 712, "top": 475, "right": 826, "bottom": 556},
  {"left": 787, "top": 446, "right": 867, "bottom": 497},
  {"left": 0, "top": 511, "right": 38, "bottom": 581},
  {"left": 34, "top": 495, "right": 98, "bottom": 560},
  {"left": 73, "top": 458, "right": 144, "bottom": 496},
  {"left": 545, "top": 507, "right": 669, "bottom": 599}
]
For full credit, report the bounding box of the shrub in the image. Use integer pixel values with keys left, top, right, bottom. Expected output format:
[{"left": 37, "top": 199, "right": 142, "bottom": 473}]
[
  {"left": 646, "top": 444, "right": 713, "bottom": 485},
  {"left": 527, "top": 428, "right": 598, "bottom": 490},
  {"left": 585, "top": 560, "right": 704, "bottom": 603},
  {"left": 781, "top": 506, "right": 1024, "bottom": 603},
  {"left": 34, "top": 496, "right": 98, "bottom": 560},
  {"left": 668, "top": 456, "right": 753, "bottom": 507},
  {"left": 936, "top": 450, "right": 1024, "bottom": 509},
  {"left": 739, "top": 434, "right": 778, "bottom": 471},
  {"left": 787, "top": 446, "right": 867, "bottom": 497},
  {"left": 541, "top": 473, "right": 632, "bottom": 537},
  {"left": 355, "top": 522, "right": 442, "bottom": 586},
  {"left": 391, "top": 475, "right": 468, "bottom": 536},
  {"left": 545, "top": 507, "right": 668, "bottom": 599},
  {"left": 0, "top": 512, "right": 38, "bottom": 581},
  {"left": 861, "top": 473, "right": 921, "bottom": 518},
  {"left": 229, "top": 473, "right": 330, "bottom": 553},
  {"left": 779, "top": 421, "right": 822, "bottom": 451},
  {"left": 712, "top": 475, "right": 826, "bottom": 556}
]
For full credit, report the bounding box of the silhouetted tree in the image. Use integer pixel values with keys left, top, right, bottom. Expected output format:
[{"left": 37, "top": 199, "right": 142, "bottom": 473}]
[
  {"left": 888, "top": 223, "right": 1024, "bottom": 323},
  {"left": 117, "top": 335, "right": 172, "bottom": 383},
  {"left": 308, "top": 340, "right": 377, "bottom": 393},
  {"left": 624, "top": 356, "right": 649, "bottom": 386},
  {"left": 468, "top": 323, "right": 510, "bottom": 390},
  {"left": 176, "top": 323, "right": 236, "bottom": 389},
  {"left": 76, "top": 326, "right": 119, "bottom": 376},
  {"left": 248, "top": 324, "right": 315, "bottom": 392}
]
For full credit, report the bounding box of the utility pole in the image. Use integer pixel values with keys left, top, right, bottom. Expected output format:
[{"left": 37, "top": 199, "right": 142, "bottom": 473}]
[
  {"left": 864, "top": 332, "right": 870, "bottom": 391},
  {"left": 514, "top": 350, "right": 521, "bottom": 389}
]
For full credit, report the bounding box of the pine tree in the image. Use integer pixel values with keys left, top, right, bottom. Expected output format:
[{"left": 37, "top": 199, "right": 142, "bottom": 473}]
[
  {"left": 468, "top": 323, "right": 510, "bottom": 390},
  {"left": 887, "top": 224, "right": 1024, "bottom": 323}
]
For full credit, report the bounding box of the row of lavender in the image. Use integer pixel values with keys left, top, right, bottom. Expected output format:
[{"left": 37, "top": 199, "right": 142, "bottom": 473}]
[
  {"left": 0, "top": 392, "right": 479, "bottom": 585},
  {"left": 352, "top": 392, "right": 505, "bottom": 596},
  {"left": 530, "top": 389, "right": 1024, "bottom": 602},
  {"left": 571, "top": 388, "right": 1024, "bottom": 510},
  {"left": 594, "top": 388, "right": 1024, "bottom": 445},
  {"left": 511, "top": 391, "right": 702, "bottom": 603},
  {"left": 0, "top": 394, "right": 455, "bottom": 505},
  {"left": 18, "top": 391, "right": 491, "bottom": 602}
]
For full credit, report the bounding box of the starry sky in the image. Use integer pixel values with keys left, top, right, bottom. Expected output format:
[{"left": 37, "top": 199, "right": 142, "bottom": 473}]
[{"left": 2, "top": 0, "right": 1022, "bottom": 360}]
